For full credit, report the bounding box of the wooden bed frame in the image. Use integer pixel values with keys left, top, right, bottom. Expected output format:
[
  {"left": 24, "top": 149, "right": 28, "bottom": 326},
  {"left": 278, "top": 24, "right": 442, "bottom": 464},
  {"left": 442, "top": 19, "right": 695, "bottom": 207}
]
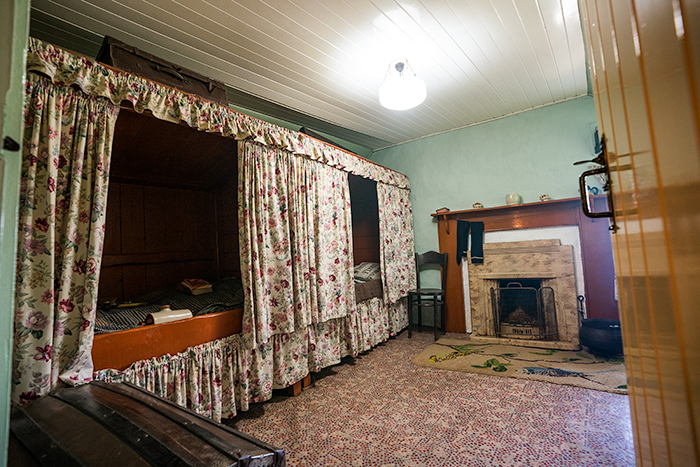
[
  {"left": 92, "top": 307, "right": 243, "bottom": 371},
  {"left": 91, "top": 307, "right": 313, "bottom": 395},
  {"left": 92, "top": 93, "right": 379, "bottom": 399}
]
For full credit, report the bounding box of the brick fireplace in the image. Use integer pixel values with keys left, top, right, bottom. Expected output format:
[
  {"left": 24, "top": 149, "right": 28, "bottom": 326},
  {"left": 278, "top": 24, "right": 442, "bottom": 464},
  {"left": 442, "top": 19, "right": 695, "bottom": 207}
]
[{"left": 467, "top": 239, "right": 580, "bottom": 350}]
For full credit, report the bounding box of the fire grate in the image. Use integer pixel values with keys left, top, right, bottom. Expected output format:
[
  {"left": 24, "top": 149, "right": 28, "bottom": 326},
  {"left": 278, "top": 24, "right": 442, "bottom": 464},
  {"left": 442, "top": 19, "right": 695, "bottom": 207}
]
[{"left": 490, "top": 281, "right": 558, "bottom": 340}]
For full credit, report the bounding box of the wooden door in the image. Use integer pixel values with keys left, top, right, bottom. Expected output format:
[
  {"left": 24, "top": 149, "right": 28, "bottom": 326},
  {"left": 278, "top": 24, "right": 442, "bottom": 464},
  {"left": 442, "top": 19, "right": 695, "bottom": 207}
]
[
  {"left": 0, "top": 0, "right": 30, "bottom": 463},
  {"left": 581, "top": 0, "right": 700, "bottom": 464}
]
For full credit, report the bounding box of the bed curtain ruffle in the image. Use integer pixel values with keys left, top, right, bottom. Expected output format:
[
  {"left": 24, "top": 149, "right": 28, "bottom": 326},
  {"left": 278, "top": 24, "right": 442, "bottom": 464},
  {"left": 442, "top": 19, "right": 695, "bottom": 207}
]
[{"left": 95, "top": 297, "right": 407, "bottom": 422}]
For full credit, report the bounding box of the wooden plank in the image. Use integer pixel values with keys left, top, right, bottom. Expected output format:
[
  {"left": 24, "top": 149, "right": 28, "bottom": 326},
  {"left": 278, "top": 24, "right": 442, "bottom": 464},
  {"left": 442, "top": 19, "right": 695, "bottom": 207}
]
[
  {"left": 190, "top": 191, "right": 216, "bottom": 251},
  {"left": 10, "top": 409, "right": 83, "bottom": 467},
  {"left": 102, "top": 250, "right": 217, "bottom": 267},
  {"left": 90, "top": 383, "right": 262, "bottom": 463},
  {"left": 94, "top": 382, "right": 284, "bottom": 463},
  {"left": 578, "top": 196, "right": 618, "bottom": 319},
  {"left": 219, "top": 215, "right": 238, "bottom": 236},
  {"left": 145, "top": 262, "right": 183, "bottom": 292},
  {"left": 121, "top": 265, "right": 148, "bottom": 301},
  {"left": 222, "top": 252, "right": 240, "bottom": 276},
  {"left": 10, "top": 395, "right": 151, "bottom": 467},
  {"left": 349, "top": 174, "right": 380, "bottom": 265},
  {"left": 65, "top": 385, "right": 237, "bottom": 467},
  {"left": 97, "top": 265, "right": 124, "bottom": 303},
  {"left": 144, "top": 186, "right": 170, "bottom": 254},
  {"left": 119, "top": 184, "right": 145, "bottom": 254},
  {"left": 92, "top": 308, "right": 243, "bottom": 371},
  {"left": 52, "top": 390, "right": 194, "bottom": 467},
  {"left": 110, "top": 109, "right": 150, "bottom": 162}
]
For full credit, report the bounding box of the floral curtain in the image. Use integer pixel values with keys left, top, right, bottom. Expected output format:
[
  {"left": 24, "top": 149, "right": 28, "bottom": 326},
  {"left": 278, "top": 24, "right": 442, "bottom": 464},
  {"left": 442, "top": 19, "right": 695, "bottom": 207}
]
[
  {"left": 378, "top": 184, "right": 417, "bottom": 305},
  {"left": 95, "top": 334, "right": 238, "bottom": 422},
  {"left": 238, "top": 141, "right": 355, "bottom": 348},
  {"left": 12, "top": 73, "right": 119, "bottom": 402}
]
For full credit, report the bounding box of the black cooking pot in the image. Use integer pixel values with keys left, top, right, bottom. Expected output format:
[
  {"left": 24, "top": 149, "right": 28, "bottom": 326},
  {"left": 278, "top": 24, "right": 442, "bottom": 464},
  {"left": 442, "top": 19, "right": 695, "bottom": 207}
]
[{"left": 579, "top": 319, "right": 623, "bottom": 357}]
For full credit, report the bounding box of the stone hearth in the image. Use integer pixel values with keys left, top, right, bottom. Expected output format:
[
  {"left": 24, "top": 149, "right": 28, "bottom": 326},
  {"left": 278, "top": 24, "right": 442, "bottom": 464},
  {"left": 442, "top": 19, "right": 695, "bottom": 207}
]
[{"left": 468, "top": 239, "right": 580, "bottom": 350}]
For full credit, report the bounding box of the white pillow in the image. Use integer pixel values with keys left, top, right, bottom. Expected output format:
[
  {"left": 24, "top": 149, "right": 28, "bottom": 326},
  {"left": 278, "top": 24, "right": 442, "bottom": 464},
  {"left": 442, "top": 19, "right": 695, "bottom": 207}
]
[{"left": 354, "top": 262, "right": 381, "bottom": 282}]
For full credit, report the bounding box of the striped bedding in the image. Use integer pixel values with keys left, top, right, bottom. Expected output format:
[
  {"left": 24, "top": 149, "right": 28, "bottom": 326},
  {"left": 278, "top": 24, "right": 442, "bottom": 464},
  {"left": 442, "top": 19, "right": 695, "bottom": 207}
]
[{"left": 95, "top": 277, "right": 245, "bottom": 334}]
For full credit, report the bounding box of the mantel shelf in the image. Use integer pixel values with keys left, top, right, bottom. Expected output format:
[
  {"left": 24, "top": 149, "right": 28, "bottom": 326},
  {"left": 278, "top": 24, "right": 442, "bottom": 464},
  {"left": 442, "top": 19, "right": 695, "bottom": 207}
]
[{"left": 431, "top": 197, "right": 581, "bottom": 218}]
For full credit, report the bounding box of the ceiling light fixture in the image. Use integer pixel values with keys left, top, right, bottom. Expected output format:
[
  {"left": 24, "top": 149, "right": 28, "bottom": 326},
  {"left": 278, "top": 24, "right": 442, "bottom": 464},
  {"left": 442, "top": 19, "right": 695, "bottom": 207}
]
[{"left": 378, "top": 58, "right": 427, "bottom": 111}]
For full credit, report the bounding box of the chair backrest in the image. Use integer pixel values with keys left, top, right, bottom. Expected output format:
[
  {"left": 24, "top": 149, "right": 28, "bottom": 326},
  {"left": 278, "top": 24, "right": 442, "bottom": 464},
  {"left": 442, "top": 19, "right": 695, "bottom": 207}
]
[{"left": 415, "top": 251, "right": 448, "bottom": 291}]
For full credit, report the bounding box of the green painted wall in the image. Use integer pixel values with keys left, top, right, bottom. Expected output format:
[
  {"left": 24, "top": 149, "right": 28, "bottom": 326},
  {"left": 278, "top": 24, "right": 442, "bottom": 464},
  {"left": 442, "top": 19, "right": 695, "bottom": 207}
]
[
  {"left": 1, "top": 0, "right": 30, "bottom": 462},
  {"left": 371, "top": 96, "right": 597, "bottom": 286}
]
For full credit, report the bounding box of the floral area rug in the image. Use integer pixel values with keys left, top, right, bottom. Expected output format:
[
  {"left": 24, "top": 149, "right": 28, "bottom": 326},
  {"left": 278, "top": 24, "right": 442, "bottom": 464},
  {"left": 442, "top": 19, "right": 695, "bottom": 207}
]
[{"left": 412, "top": 338, "right": 628, "bottom": 394}]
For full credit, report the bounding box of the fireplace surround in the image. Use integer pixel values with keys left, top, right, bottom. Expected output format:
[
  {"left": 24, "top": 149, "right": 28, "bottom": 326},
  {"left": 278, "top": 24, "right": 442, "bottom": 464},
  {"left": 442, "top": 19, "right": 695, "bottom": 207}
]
[
  {"left": 467, "top": 239, "right": 580, "bottom": 350},
  {"left": 432, "top": 197, "right": 619, "bottom": 335}
]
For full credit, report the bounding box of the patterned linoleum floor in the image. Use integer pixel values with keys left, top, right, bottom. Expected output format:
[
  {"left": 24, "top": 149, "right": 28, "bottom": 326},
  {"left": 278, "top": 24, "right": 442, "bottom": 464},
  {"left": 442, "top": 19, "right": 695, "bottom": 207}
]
[{"left": 228, "top": 331, "right": 635, "bottom": 467}]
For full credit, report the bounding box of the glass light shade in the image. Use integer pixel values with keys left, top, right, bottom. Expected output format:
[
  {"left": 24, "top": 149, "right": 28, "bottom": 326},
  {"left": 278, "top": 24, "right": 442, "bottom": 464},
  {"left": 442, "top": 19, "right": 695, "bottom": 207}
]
[{"left": 379, "top": 72, "right": 427, "bottom": 111}]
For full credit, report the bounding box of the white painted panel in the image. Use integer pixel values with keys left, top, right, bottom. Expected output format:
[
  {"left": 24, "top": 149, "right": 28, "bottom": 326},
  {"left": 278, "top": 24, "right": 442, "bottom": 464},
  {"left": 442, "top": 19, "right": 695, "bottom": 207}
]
[
  {"left": 36, "top": 0, "right": 412, "bottom": 141},
  {"left": 537, "top": 0, "right": 578, "bottom": 97},
  {"left": 29, "top": 0, "right": 591, "bottom": 148},
  {"left": 489, "top": 0, "right": 554, "bottom": 104},
  {"left": 514, "top": 0, "right": 567, "bottom": 102}
]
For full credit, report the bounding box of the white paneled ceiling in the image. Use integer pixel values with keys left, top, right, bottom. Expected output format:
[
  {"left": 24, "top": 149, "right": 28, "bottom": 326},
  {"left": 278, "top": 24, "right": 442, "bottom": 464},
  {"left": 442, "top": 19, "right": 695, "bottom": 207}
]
[{"left": 29, "top": 0, "right": 588, "bottom": 151}]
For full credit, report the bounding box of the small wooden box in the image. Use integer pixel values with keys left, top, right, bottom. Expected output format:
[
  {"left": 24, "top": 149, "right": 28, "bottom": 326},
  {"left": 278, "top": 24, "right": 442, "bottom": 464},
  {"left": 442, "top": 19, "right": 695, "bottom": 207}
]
[{"left": 9, "top": 381, "right": 285, "bottom": 467}]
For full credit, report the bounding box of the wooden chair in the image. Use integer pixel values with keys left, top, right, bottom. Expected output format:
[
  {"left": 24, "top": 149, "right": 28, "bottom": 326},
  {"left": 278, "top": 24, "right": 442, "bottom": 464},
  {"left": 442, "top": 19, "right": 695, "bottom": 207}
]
[{"left": 407, "top": 251, "right": 448, "bottom": 341}]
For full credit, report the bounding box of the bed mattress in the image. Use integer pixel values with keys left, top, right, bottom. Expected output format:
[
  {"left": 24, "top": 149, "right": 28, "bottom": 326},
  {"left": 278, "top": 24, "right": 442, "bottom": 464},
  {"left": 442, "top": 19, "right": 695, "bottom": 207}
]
[{"left": 95, "top": 277, "right": 244, "bottom": 334}]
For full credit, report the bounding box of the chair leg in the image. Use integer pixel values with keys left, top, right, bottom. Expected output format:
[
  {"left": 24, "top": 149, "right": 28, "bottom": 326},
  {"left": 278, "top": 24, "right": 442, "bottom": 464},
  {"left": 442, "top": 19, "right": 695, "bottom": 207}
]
[
  {"left": 408, "top": 295, "right": 412, "bottom": 338},
  {"left": 433, "top": 295, "right": 438, "bottom": 341},
  {"left": 441, "top": 302, "right": 445, "bottom": 336},
  {"left": 418, "top": 300, "right": 422, "bottom": 330}
]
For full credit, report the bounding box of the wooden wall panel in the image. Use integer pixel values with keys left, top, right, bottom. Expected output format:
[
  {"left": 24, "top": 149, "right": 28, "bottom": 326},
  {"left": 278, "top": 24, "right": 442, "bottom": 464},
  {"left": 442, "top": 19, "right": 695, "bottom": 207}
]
[
  {"left": 100, "top": 183, "right": 219, "bottom": 301},
  {"left": 98, "top": 266, "right": 123, "bottom": 303},
  {"left": 349, "top": 175, "right": 380, "bottom": 265},
  {"left": 216, "top": 178, "right": 240, "bottom": 278},
  {"left": 120, "top": 265, "right": 148, "bottom": 300},
  {"left": 119, "top": 184, "right": 145, "bottom": 254},
  {"left": 143, "top": 186, "right": 169, "bottom": 254},
  {"left": 110, "top": 109, "right": 238, "bottom": 190},
  {"left": 99, "top": 109, "right": 238, "bottom": 300},
  {"left": 352, "top": 222, "right": 380, "bottom": 265},
  {"left": 103, "top": 182, "right": 121, "bottom": 255}
]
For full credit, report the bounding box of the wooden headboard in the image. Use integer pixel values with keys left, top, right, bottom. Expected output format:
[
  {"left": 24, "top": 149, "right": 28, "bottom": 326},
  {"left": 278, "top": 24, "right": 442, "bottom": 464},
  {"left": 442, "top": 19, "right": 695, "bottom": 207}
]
[
  {"left": 99, "top": 108, "right": 239, "bottom": 302},
  {"left": 349, "top": 175, "right": 380, "bottom": 265}
]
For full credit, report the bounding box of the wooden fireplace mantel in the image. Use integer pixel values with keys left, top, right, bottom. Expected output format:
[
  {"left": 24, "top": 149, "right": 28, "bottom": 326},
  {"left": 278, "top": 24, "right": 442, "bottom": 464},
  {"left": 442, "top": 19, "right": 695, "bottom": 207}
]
[{"left": 432, "top": 197, "right": 618, "bottom": 332}]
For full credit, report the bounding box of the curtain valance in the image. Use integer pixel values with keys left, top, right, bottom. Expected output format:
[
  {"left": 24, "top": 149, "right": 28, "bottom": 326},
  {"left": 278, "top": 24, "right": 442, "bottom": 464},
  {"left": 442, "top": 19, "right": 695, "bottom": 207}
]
[{"left": 26, "top": 37, "right": 409, "bottom": 189}]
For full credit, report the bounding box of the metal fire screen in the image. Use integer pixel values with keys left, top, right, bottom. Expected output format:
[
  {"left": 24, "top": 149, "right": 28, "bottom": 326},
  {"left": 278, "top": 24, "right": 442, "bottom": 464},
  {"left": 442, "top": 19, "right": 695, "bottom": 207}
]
[{"left": 490, "top": 281, "right": 558, "bottom": 340}]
